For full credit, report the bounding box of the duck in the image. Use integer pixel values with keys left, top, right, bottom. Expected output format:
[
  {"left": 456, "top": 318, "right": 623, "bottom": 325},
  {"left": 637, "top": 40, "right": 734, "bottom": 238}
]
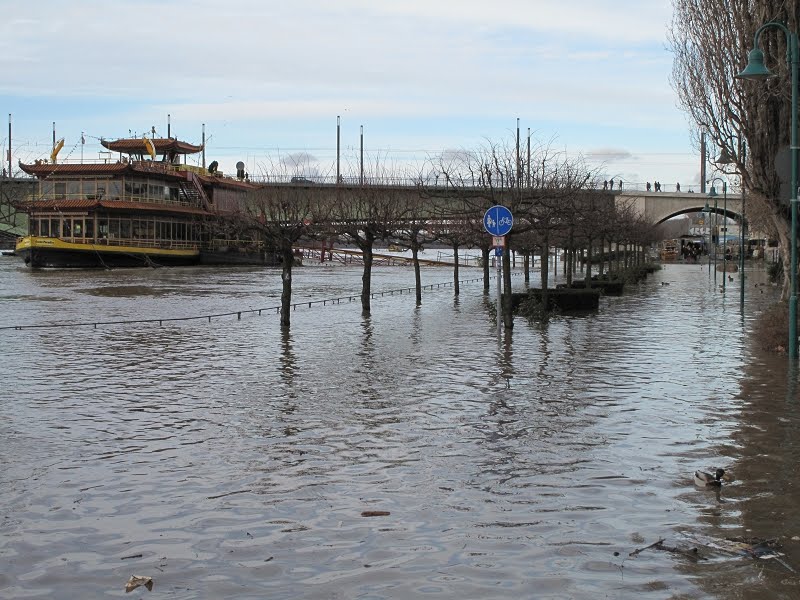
[
  {"left": 728, "top": 275, "right": 734, "bottom": 281},
  {"left": 694, "top": 468, "right": 725, "bottom": 487},
  {"left": 661, "top": 281, "right": 670, "bottom": 286}
]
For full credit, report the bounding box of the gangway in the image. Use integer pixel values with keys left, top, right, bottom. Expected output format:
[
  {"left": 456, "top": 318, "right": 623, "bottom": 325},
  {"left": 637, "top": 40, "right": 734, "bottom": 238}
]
[{"left": 295, "top": 245, "right": 482, "bottom": 268}]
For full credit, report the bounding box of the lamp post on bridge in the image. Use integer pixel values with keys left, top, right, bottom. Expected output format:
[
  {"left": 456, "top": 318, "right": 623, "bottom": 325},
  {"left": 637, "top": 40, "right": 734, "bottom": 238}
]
[
  {"left": 737, "top": 20, "right": 799, "bottom": 359},
  {"left": 708, "top": 178, "right": 726, "bottom": 286}
]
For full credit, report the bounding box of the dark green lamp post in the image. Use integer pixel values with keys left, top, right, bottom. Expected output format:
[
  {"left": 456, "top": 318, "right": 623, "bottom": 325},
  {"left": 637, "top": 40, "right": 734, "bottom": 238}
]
[
  {"left": 708, "top": 179, "right": 727, "bottom": 285},
  {"left": 718, "top": 143, "right": 747, "bottom": 311},
  {"left": 702, "top": 199, "right": 712, "bottom": 276},
  {"left": 737, "top": 21, "right": 799, "bottom": 358}
]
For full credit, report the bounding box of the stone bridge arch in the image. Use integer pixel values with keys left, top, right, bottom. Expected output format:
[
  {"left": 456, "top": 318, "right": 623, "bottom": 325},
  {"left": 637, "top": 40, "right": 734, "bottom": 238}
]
[{"left": 616, "top": 190, "right": 744, "bottom": 225}]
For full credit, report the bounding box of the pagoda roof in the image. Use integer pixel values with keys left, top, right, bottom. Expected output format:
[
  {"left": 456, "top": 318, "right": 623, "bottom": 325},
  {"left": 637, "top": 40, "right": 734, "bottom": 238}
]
[
  {"left": 101, "top": 137, "right": 203, "bottom": 155},
  {"left": 22, "top": 198, "right": 211, "bottom": 216},
  {"left": 19, "top": 162, "right": 130, "bottom": 177},
  {"left": 20, "top": 160, "right": 199, "bottom": 181}
]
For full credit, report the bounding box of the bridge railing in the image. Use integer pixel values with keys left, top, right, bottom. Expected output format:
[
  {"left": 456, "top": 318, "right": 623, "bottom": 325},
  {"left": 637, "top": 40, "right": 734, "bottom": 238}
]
[{"left": 246, "top": 174, "right": 713, "bottom": 194}]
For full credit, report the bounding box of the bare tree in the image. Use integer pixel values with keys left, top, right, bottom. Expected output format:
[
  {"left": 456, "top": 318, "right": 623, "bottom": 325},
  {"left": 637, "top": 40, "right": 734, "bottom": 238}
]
[
  {"left": 668, "top": 0, "right": 800, "bottom": 297},
  {"left": 244, "top": 185, "right": 330, "bottom": 327},
  {"left": 331, "top": 184, "right": 410, "bottom": 314}
]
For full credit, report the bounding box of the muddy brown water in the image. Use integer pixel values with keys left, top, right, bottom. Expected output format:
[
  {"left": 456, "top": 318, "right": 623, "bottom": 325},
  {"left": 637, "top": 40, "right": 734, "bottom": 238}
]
[{"left": 1, "top": 257, "right": 799, "bottom": 599}]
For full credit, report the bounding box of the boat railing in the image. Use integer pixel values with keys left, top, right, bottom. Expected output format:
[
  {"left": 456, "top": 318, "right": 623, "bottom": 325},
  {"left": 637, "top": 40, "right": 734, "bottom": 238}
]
[
  {"left": 23, "top": 191, "right": 198, "bottom": 210},
  {"left": 204, "top": 238, "right": 265, "bottom": 250},
  {"left": 57, "top": 236, "right": 199, "bottom": 250}
]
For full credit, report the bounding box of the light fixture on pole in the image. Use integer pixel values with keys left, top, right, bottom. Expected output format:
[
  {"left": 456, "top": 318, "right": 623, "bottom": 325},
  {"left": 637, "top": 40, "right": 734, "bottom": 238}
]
[
  {"left": 737, "top": 21, "right": 799, "bottom": 358},
  {"left": 702, "top": 199, "right": 712, "bottom": 275},
  {"left": 718, "top": 140, "right": 748, "bottom": 311},
  {"left": 708, "top": 178, "right": 727, "bottom": 285}
]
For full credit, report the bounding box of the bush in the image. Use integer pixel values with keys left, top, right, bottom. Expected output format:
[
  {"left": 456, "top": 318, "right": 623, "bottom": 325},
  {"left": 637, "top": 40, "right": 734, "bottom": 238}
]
[
  {"left": 754, "top": 301, "right": 792, "bottom": 354},
  {"left": 768, "top": 259, "right": 784, "bottom": 284}
]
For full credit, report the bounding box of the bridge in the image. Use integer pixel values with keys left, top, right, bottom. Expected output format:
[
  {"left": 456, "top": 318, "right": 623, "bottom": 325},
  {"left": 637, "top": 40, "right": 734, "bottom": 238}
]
[{"left": 617, "top": 190, "right": 744, "bottom": 224}]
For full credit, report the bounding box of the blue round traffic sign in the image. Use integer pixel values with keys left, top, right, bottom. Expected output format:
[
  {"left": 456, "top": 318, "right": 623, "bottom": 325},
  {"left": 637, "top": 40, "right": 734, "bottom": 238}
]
[{"left": 483, "top": 205, "right": 513, "bottom": 236}]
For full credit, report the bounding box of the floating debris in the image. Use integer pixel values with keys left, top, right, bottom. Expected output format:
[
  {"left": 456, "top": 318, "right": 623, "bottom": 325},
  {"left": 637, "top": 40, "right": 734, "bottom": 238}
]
[
  {"left": 679, "top": 532, "right": 785, "bottom": 560},
  {"left": 361, "top": 511, "right": 391, "bottom": 517},
  {"left": 125, "top": 575, "right": 153, "bottom": 593}
]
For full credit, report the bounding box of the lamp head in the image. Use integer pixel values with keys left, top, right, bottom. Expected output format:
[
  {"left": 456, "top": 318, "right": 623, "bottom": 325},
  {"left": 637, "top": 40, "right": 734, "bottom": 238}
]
[
  {"left": 702, "top": 200, "right": 710, "bottom": 213},
  {"left": 708, "top": 185, "right": 718, "bottom": 198},
  {"left": 737, "top": 48, "right": 774, "bottom": 80}
]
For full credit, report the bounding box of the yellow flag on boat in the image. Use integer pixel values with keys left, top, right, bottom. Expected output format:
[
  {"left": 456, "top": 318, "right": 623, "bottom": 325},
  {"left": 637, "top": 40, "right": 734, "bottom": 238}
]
[
  {"left": 143, "top": 137, "right": 156, "bottom": 159},
  {"left": 50, "top": 138, "right": 64, "bottom": 163}
]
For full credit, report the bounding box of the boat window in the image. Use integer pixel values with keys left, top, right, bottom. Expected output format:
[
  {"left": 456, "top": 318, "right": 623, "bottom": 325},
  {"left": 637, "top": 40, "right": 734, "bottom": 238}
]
[
  {"left": 50, "top": 219, "right": 60, "bottom": 237},
  {"left": 62, "top": 219, "right": 71, "bottom": 237},
  {"left": 120, "top": 219, "right": 131, "bottom": 240},
  {"left": 31, "top": 219, "right": 40, "bottom": 236},
  {"left": 83, "top": 180, "right": 97, "bottom": 198},
  {"left": 109, "top": 219, "right": 120, "bottom": 239},
  {"left": 67, "top": 181, "right": 80, "bottom": 199},
  {"left": 54, "top": 182, "right": 66, "bottom": 200},
  {"left": 40, "top": 181, "right": 54, "bottom": 198},
  {"left": 107, "top": 181, "right": 120, "bottom": 199},
  {"left": 96, "top": 181, "right": 106, "bottom": 199},
  {"left": 145, "top": 219, "right": 155, "bottom": 239},
  {"left": 85, "top": 219, "right": 94, "bottom": 239},
  {"left": 73, "top": 220, "right": 83, "bottom": 237},
  {"left": 169, "top": 186, "right": 179, "bottom": 203}
]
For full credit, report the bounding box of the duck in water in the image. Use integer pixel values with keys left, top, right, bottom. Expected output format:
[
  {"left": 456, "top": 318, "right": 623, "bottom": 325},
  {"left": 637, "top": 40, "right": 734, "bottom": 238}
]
[{"left": 694, "top": 468, "right": 725, "bottom": 487}]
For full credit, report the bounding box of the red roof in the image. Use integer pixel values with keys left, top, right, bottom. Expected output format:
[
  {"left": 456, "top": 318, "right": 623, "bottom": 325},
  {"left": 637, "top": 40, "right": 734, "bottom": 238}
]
[
  {"left": 101, "top": 137, "right": 203, "bottom": 155},
  {"left": 23, "top": 198, "right": 210, "bottom": 216},
  {"left": 20, "top": 162, "right": 130, "bottom": 177}
]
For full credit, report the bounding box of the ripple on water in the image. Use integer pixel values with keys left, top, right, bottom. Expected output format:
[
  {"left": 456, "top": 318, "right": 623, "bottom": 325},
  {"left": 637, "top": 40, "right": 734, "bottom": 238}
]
[{"left": 0, "top": 261, "right": 793, "bottom": 599}]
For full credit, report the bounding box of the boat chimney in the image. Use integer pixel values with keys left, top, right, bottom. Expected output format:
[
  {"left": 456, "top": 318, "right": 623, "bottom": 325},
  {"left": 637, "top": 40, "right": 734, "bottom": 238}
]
[
  {"left": 167, "top": 114, "right": 171, "bottom": 139},
  {"left": 202, "top": 123, "right": 206, "bottom": 169}
]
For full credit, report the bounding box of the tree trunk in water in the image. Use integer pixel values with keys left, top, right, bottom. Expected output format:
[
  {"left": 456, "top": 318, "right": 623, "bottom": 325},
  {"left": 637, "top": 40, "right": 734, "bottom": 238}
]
[
  {"left": 482, "top": 247, "right": 490, "bottom": 292},
  {"left": 599, "top": 237, "right": 605, "bottom": 276},
  {"left": 541, "top": 231, "right": 550, "bottom": 307},
  {"left": 361, "top": 241, "right": 374, "bottom": 314},
  {"left": 523, "top": 252, "right": 530, "bottom": 284},
  {"left": 566, "top": 233, "right": 574, "bottom": 286},
  {"left": 585, "top": 237, "right": 593, "bottom": 287},
  {"left": 452, "top": 242, "right": 460, "bottom": 296},
  {"left": 502, "top": 241, "right": 514, "bottom": 330},
  {"left": 280, "top": 244, "right": 294, "bottom": 328},
  {"left": 412, "top": 244, "right": 422, "bottom": 306}
]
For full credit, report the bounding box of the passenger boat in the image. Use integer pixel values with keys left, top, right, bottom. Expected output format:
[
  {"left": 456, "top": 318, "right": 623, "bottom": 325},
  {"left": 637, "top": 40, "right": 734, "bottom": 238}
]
[{"left": 14, "top": 135, "right": 275, "bottom": 268}]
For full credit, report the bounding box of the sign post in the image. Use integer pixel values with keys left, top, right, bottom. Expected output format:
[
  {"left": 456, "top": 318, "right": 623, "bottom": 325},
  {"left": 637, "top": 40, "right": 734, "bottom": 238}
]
[{"left": 483, "top": 206, "right": 514, "bottom": 334}]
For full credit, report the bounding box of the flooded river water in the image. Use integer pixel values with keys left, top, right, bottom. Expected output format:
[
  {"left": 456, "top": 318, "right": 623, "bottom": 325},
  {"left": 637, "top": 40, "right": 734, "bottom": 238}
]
[{"left": 1, "top": 256, "right": 800, "bottom": 599}]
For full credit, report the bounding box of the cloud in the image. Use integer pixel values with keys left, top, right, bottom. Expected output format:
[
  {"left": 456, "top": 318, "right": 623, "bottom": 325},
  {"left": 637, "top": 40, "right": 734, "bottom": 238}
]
[{"left": 586, "top": 148, "right": 635, "bottom": 162}]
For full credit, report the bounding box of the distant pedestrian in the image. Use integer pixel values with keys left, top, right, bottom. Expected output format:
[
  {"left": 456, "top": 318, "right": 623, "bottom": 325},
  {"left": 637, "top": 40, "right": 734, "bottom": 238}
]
[
  {"left": 603, "top": 180, "right": 608, "bottom": 190},
  {"left": 676, "top": 182, "right": 681, "bottom": 192},
  {"left": 609, "top": 178, "right": 614, "bottom": 190},
  {"left": 646, "top": 182, "right": 652, "bottom": 191},
  {"left": 619, "top": 180, "right": 623, "bottom": 190}
]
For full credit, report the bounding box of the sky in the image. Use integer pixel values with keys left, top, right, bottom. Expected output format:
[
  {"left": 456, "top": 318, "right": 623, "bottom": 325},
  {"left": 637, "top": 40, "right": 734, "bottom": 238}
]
[{"left": 0, "top": 0, "right": 705, "bottom": 191}]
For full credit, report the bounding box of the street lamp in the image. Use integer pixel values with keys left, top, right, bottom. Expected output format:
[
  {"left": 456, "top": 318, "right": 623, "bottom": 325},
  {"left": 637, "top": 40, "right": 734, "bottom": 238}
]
[
  {"left": 708, "top": 178, "right": 727, "bottom": 286},
  {"left": 737, "top": 21, "right": 798, "bottom": 358},
  {"left": 702, "top": 199, "right": 712, "bottom": 275},
  {"left": 718, "top": 142, "right": 748, "bottom": 311}
]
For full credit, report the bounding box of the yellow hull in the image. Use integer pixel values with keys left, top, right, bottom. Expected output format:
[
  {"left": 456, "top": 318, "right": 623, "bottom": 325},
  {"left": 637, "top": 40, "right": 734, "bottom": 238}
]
[{"left": 15, "top": 236, "right": 199, "bottom": 268}]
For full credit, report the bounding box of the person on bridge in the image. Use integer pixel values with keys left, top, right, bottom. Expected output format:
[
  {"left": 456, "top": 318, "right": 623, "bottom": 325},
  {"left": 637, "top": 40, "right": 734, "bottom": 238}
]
[
  {"left": 676, "top": 182, "right": 681, "bottom": 192},
  {"left": 609, "top": 178, "right": 614, "bottom": 190},
  {"left": 647, "top": 182, "right": 652, "bottom": 191}
]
